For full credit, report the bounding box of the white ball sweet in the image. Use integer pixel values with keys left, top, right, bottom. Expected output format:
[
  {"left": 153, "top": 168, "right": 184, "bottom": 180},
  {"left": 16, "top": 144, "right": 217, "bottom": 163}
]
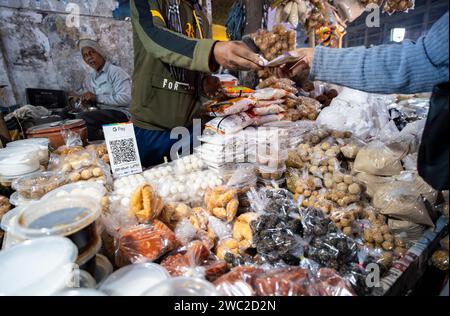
[
  {"left": 121, "top": 197, "right": 130, "bottom": 207},
  {"left": 170, "top": 186, "right": 178, "bottom": 195},
  {"left": 177, "top": 184, "right": 186, "bottom": 193}
]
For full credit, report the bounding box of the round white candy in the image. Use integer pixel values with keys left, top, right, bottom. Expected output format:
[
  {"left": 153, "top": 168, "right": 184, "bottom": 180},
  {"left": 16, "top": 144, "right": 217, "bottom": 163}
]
[
  {"left": 201, "top": 182, "right": 208, "bottom": 190},
  {"left": 170, "top": 186, "right": 178, "bottom": 195},
  {"left": 177, "top": 184, "right": 185, "bottom": 193},
  {"left": 121, "top": 198, "right": 130, "bottom": 207}
]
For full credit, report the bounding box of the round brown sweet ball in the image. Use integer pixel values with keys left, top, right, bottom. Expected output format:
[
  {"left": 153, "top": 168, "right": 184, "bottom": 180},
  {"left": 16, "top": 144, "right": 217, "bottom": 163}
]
[
  {"left": 69, "top": 172, "right": 81, "bottom": 182},
  {"left": 81, "top": 169, "right": 93, "bottom": 180},
  {"left": 394, "top": 247, "right": 406, "bottom": 258},
  {"left": 394, "top": 237, "right": 406, "bottom": 248},
  {"left": 380, "top": 251, "right": 393, "bottom": 266},
  {"left": 343, "top": 175, "right": 354, "bottom": 185},
  {"left": 340, "top": 217, "right": 351, "bottom": 227},
  {"left": 373, "top": 233, "right": 384, "bottom": 244},
  {"left": 383, "top": 234, "right": 394, "bottom": 242},
  {"left": 337, "top": 183, "right": 348, "bottom": 193},
  {"left": 382, "top": 241, "right": 394, "bottom": 251},
  {"left": 364, "top": 230, "right": 374, "bottom": 243},
  {"left": 343, "top": 226, "right": 353, "bottom": 236},
  {"left": 348, "top": 183, "right": 361, "bottom": 195},
  {"left": 380, "top": 225, "right": 390, "bottom": 234}
]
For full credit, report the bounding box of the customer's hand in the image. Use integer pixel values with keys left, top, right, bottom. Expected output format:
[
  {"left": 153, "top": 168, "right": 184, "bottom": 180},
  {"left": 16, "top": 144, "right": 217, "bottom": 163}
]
[
  {"left": 213, "top": 41, "right": 264, "bottom": 71},
  {"left": 277, "top": 48, "right": 314, "bottom": 78},
  {"left": 81, "top": 92, "right": 97, "bottom": 106}
]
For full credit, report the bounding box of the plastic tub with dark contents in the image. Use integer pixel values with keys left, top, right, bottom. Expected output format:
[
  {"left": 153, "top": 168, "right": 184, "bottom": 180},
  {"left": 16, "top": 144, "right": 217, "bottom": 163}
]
[{"left": 9, "top": 196, "right": 101, "bottom": 266}]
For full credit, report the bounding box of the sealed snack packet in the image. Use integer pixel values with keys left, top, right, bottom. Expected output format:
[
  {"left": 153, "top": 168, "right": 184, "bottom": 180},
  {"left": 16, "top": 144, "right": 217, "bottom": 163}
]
[
  {"left": 205, "top": 112, "right": 256, "bottom": 135},
  {"left": 204, "top": 98, "right": 256, "bottom": 117},
  {"left": 223, "top": 87, "right": 255, "bottom": 98}
]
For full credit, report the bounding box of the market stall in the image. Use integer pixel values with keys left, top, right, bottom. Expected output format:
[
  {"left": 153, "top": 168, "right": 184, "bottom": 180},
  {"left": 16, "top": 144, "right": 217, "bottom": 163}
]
[{"left": 0, "top": 0, "right": 448, "bottom": 297}]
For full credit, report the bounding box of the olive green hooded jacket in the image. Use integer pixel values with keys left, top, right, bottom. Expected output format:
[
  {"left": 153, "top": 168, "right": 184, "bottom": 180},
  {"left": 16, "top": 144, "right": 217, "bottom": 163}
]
[{"left": 130, "top": 0, "right": 216, "bottom": 131}]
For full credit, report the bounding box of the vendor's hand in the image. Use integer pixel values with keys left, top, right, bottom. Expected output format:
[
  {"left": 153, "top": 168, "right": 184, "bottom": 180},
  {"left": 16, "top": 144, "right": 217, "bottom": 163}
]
[
  {"left": 81, "top": 92, "right": 97, "bottom": 105},
  {"left": 213, "top": 41, "right": 264, "bottom": 72},
  {"left": 278, "top": 48, "right": 314, "bottom": 78},
  {"left": 202, "top": 75, "right": 224, "bottom": 99}
]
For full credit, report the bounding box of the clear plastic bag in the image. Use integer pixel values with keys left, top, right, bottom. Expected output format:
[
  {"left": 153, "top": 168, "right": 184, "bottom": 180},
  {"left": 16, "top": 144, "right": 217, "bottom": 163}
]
[
  {"left": 159, "top": 240, "right": 228, "bottom": 280},
  {"left": 314, "top": 268, "right": 356, "bottom": 296},
  {"left": 205, "top": 112, "right": 255, "bottom": 135},
  {"left": 253, "top": 267, "right": 316, "bottom": 296},
  {"left": 204, "top": 187, "right": 239, "bottom": 223},
  {"left": 61, "top": 128, "right": 83, "bottom": 148},
  {"left": 50, "top": 149, "right": 113, "bottom": 188},
  {"left": 353, "top": 140, "right": 407, "bottom": 176},
  {"left": 223, "top": 87, "right": 255, "bottom": 98},
  {"left": 213, "top": 266, "right": 264, "bottom": 296},
  {"left": 116, "top": 220, "right": 180, "bottom": 266},
  {"left": 204, "top": 98, "right": 256, "bottom": 117},
  {"left": 253, "top": 88, "right": 289, "bottom": 101},
  {"left": 373, "top": 182, "right": 434, "bottom": 227},
  {"left": 128, "top": 184, "right": 164, "bottom": 224},
  {"left": 252, "top": 104, "right": 286, "bottom": 116}
]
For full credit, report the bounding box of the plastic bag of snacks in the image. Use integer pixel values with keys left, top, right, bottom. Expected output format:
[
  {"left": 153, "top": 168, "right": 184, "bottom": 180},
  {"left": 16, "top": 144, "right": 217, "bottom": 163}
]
[
  {"left": 253, "top": 267, "right": 316, "bottom": 296},
  {"left": 251, "top": 104, "right": 286, "bottom": 116},
  {"left": 373, "top": 181, "right": 435, "bottom": 227},
  {"left": 383, "top": 0, "right": 415, "bottom": 14},
  {"left": 116, "top": 220, "right": 180, "bottom": 266},
  {"left": 204, "top": 187, "right": 239, "bottom": 223},
  {"left": 314, "top": 268, "right": 356, "bottom": 296},
  {"left": 128, "top": 184, "right": 165, "bottom": 224},
  {"left": 246, "top": 188, "right": 304, "bottom": 265},
  {"left": 251, "top": 24, "right": 296, "bottom": 62},
  {"left": 49, "top": 149, "right": 113, "bottom": 188},
  {"left": 205, "top": 112, "right": 255, "bottom": 135},
  {"left": 85, "top": 142, "right": 110, "bottom": 165},
  {"left": 253, "top": 88, "right": 289, "bottom": 101},
  {"left": 204, "top": 98, "right": 256, "bottom": 117},
  {"left": 213, "top": 266, "right": 264, "bottom": 296},
  {"left": 353, "top": 140, "right": 407, "bottom": 176},
  {"left": 223, "top": 87, "right": 255, "bottom": 98},
  {"left": 161, "top": 240, "right": 229, "bottom": 282}
]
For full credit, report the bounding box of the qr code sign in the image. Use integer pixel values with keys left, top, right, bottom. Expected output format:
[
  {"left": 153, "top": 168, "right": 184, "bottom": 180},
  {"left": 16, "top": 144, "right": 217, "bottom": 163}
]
[{"left": 109, "top": 138, "right": 137, "bottom": 164}]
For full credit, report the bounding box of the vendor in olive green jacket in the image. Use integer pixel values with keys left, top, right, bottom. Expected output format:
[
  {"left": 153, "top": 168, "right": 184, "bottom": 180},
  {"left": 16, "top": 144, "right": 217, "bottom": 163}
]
[{"left": 130, "top": 0, "right": 262, "bottom": 167}]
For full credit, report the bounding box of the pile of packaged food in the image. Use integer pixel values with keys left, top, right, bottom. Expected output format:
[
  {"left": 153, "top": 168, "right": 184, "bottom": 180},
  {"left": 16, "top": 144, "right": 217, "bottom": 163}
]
[{"left": 0, "top": 57, "right": 446, "bottom": 297}]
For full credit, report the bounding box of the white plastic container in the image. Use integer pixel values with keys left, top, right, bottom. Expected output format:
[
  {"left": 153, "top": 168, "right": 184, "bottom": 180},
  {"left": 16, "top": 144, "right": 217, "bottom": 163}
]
[
  {"left": 98, "top": 263, "right": 170, "bottom": 296},
  {"left": 0, "top": 147, "right": 40, "bottom": 177},
  {"left": 0, "top": 236, "right": 78, "bottom": 296},
  {"left": 7, "top": 138, "right": 49, "bottom": 164},
  {"left": 55, "top": 288, "right": 106, "bottom": 296},
  {"left": 143, "top": 277, "right": 219, "bottom": 296}
]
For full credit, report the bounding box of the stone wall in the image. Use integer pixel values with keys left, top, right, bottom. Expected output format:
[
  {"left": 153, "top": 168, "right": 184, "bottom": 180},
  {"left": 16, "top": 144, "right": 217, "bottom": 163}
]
[{"left": 0, "top": 0, "right": 134, "bottom": 106}]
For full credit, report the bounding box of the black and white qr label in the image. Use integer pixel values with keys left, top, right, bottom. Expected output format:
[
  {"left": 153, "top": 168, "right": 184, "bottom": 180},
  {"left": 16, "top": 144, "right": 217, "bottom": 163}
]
[{"left": 103, "top": 123, "right": 142, "bottom": 178}]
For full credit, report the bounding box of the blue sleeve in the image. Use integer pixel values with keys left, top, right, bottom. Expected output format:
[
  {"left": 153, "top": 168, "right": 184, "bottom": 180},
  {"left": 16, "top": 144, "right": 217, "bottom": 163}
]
[{"left": 310, "top": 12, "right": 449, "bottom": 94}]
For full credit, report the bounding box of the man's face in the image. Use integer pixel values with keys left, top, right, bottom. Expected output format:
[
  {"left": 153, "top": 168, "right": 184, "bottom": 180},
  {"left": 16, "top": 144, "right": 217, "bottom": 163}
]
[{"left": 82, "top": 47, "right": 105, "bottom": 71}]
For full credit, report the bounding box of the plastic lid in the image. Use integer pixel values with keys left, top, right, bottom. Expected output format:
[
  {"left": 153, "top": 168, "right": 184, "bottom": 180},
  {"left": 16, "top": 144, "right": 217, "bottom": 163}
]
[
  {"left": 13, "top": 195, "right": 101, "bottom": 239},
  {"left": 99, "top": 263, "right": 170, "bottom": 296},
  {"left": 143, "top": 277, "right": 219, "bottom": 296},
  {"left": 7, "top": 138, "right": 49, "bottom": 149},
  {"left": 41, "top": 181, "right": 106, "bottom": 202},
  {"left": 0, "top": 146, "right": 40, "bottom": 160},
  {"left": 12, "top": 171, "right": 65, "bottom": 194},
  {"left": 9, "top": 191, "right": 37, "bottom": 207},
  {"left": 0, "top": 236, "right": 78, "bottom": 295}
]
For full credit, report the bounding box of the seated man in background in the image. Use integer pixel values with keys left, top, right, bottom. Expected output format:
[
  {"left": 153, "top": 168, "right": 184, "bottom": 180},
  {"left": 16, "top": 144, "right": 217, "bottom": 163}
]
[{"left": 69, "top": 39, "right": 131, "bottom": 141}]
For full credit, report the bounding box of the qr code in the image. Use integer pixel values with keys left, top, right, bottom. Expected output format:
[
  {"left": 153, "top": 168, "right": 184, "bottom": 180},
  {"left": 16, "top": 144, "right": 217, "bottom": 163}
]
[{"left": 109, "top": 138, "right": 137, "bottom": 164}]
